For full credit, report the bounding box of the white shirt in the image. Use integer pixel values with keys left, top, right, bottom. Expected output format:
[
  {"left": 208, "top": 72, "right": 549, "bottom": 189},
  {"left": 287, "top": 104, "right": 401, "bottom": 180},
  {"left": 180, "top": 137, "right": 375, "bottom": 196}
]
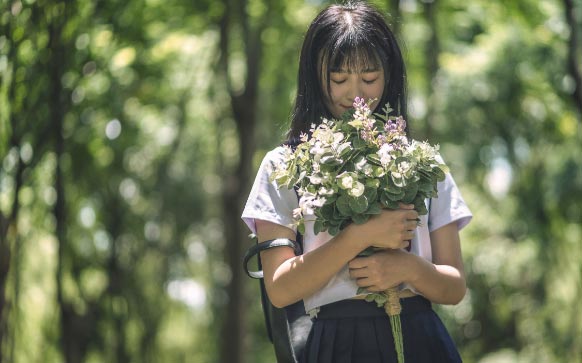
[{"left": 242, "top": 146, "right": 472, "bottom": 313}]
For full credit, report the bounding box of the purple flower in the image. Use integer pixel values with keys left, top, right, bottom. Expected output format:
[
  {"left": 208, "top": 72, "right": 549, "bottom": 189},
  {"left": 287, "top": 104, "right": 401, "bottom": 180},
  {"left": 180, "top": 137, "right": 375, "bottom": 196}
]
[{"left": 353, "top": 97, "right": 366, "bottom": 109}]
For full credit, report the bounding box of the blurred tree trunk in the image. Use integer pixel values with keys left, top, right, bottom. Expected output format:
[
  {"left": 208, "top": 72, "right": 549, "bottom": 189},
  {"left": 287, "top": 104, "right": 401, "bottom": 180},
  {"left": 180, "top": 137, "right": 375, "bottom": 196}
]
[
  {"left": 563, "top": 0, "right": 582, "bottom": 119},
  {"left": 388, "top": 0, "right": 401, "bottom": 36},
  {"left": 422, "top": 0, "right": 440, "bottom": 140},
  {"left": 217, "top": 0, "right": 271, "bottom": 362},
  {"left": 0, "top": 139, "right": 22, "bottom": 363},
  {"left": 104, "top": 195, "right": 130, "bottom": 363},
  {"left": 48, "top": 4, "right": 92, "bottom": 363},
  {"left": 0, "top": 12, "right": 25, "bottom": 363}
]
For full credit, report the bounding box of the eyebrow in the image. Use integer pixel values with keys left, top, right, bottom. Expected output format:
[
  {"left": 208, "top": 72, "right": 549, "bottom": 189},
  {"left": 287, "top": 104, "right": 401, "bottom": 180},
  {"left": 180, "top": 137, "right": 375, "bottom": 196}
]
[{"left": 329, "top": 68, "right": 380, "bottom": 74}]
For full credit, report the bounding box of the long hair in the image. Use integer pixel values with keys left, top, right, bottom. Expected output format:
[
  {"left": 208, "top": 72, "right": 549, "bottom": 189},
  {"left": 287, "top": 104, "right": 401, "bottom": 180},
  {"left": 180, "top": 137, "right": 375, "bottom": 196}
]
[{"left": 287, "top": 1, "right": 408, "bottom": 142}]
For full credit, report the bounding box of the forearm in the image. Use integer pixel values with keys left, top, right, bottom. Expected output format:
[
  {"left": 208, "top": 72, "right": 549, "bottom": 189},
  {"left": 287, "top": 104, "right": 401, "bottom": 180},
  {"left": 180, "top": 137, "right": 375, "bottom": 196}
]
[
  {"left": 263, "top": 227, "right": 365, "bottom": 308},
  {"left": 407, "top": 254, "right": 466, "bottom": 305}
]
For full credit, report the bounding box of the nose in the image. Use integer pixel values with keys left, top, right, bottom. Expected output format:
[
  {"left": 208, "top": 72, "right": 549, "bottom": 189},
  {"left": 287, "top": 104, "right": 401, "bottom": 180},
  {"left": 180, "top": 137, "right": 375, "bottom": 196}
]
[{"left": 346, "top": 77, "right": 363, "bottom": 102}]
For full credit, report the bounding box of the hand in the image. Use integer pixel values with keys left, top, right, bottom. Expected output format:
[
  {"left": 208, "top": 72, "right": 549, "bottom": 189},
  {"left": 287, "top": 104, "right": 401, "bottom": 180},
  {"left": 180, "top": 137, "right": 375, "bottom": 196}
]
[
  {"left": 348, "top": 249, "right": 416, "bottom": 292},
  {"left": 348, "top": 203, "right": 418, "bottom": 250}
]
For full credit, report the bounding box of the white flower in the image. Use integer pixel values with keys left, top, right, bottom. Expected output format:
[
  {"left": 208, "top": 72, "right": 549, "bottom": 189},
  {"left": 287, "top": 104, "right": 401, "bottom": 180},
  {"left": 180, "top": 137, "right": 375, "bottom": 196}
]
[
  {"left": 309, "top": 174, "right": 323, "bottom": 185},
  {"left": 378, "top": 143, "right": 395, "bottom": 166},
  {"left": 293, "top": 207, "right": 303, "bottom": 219},
  {"left": 312, "top": 162, "right": 321, "bottom": 173},
  {"left": 363, "top": 164, "right": 374, "bottom": 176},
  {"left": 338, "top": 172, "right": 354, "bottom": 189},
  {"left": 319, "top": 186, "right": 335, "bottom": 196},
  {"left": 348, "top": 181, "right": 365, "bottom": 197},
  {"left": 321, "top": 172, "right": 332, "bottom": 183},
  {"left": 354, "top": 156, "right": 367, "bottom": 171},
  {"left": 269, "top": 97, "right": 448, "bottom": 239},
  {"left": 336, "top": 142, "right": 352, "bottom": 156},
  {"left": 312, "top": 197, "right": 326, "bottom": 208},
  {"left": 398, "top": 161, "right": 411, "bottom": 174},
  {"left": 310, "top": 141, "right": 325, "bottom": 157},
  {"left": 299, "top": 192, "right": 317, "bottom": 215},
  {"left": 318, "top": 129, "right": 334, "bottom": 144}
]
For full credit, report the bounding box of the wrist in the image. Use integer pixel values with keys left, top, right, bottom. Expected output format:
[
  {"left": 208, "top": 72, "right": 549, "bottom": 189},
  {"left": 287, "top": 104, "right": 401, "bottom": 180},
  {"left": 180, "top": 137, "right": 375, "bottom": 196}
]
[
  {"left": 340, "top": 223, "right": 369, "bottom": 253},
  {"left": 404, "top": 252, "right": 426, "bottom": 285}
]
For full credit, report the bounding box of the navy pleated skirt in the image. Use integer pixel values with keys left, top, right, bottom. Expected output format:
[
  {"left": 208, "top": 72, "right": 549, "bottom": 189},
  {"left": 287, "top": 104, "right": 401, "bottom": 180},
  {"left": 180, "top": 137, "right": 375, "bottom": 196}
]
[{"left": 302, "top": 296, "right": 462, "bottom": 363}]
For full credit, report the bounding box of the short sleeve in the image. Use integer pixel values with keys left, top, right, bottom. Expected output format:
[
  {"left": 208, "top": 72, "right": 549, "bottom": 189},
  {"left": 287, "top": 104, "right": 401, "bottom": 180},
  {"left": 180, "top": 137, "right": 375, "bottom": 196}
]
[
  {"left": 428, "top": 164, "right": 473, "bottom": 233},
  {"left": 241, "top": 147, "right": 299, "bottom": 235}
]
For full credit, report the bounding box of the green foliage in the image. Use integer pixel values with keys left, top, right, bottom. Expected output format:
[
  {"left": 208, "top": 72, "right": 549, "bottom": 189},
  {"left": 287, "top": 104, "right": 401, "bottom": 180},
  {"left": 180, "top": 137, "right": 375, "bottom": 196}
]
[
  {"left": 271, "top": 100, "right": 447, "bottom": 239},
  {"left": 1, "top": 0, "right": 581, "bottom": 362}
]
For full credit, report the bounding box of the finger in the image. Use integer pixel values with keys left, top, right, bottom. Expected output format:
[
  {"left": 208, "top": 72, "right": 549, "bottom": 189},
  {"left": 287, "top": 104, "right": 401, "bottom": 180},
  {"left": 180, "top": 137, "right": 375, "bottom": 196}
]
[
  {"left": 405, "top": 220, "right": 418, "bottom": 230},
  {"left": 348, "top": 257, "right": 368, "bottom": 269},
  {"left": 366, "top": 285, "right": 383, "bottom": 292},
  {"left": 404, "top": 230, "right": 415, "bottom": 241},
  {"left": 349, "top": 267, "right": 369, "bottom": 279},
  {"left": 398, "top": 203, "right": 415, "bottom": 210},
  {"left": 356, "top": 277, "right": 373, "bottom": 288},
  {"left": 399, "top": 240, "right": 410, "bottom": 250},
  {"left": 405, "top": 209, "right": 419, "bottom": 220}
]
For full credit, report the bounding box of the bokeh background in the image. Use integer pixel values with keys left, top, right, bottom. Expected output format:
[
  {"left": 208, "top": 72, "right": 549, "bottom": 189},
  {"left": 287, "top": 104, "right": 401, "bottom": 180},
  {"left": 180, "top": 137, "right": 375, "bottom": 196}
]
[{"left": 1, "top": 0, "right": 581, "bottom": 362}]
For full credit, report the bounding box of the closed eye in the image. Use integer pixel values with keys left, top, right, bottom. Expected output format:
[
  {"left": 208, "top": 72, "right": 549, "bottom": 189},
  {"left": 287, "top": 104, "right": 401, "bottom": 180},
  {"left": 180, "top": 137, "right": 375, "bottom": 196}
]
[
  {"left": 331, "top": 79, "right": 347, "bottom": 84},
  {"left": 363, "top": 78, "right": 379, "bottom": 84}
]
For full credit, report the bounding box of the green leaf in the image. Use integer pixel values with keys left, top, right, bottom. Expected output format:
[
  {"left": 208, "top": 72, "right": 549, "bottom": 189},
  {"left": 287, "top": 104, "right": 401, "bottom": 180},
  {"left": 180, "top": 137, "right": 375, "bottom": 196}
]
[
  {"left": 364, "top": 186, "right": 378, "bottom": 201},
  {"left": 352, "top": 213, "right": 370, "bottom": 224},
  {"left": 349, "top": 195, "right": 368, "bottom": 214},
  {"left": 314, "top": 220, "right": 325, "bottom": 235},
  {"left": 365, "top": 178, "right": 380, "bottom": 188},
  {"left": 380, "top": 193, "right": 399, "bottom": 209},
  {"left": 328, "top": 224, "right": 340, "bottom": 236},
  {"left": 366, "top": 202, "right": 382, "bottom": 215},
  {"left": 324, "top": 194, "right": 338, "bottom": 205},
  {"left": 384, "top": 189, "right": 405, "bottom": 201},
  {"left": 402, "top": 182, "right": 419, "bottom": 204},
  {"left": 353, "top": 137, "right": 367, "bottom": 149},
  {"left": 336, "top": 194, "right": 352, "bottom": 216},
  {"left": 320, "top": 204, "right": 335, "bottom": 220},
  {"left": 298, "top": 223, "right": 306, "bottom": 235},
  {"left": 338, "top": 142, "right": 352, "bottom": 157},
  {"left": 391, "top": 174, "right": 406, "bottom": 188},
  {"left": 419, "top": 180, "right": 435, "bottom": 193},
  {"left": 416, "top": 201, "right": 428, "bottom": 216},
  {"left": 366, "top": 154, "right": 382, "bottom": 166},
  {"left": 321, "top": 154, "right": 342, "bottom": 166},
  {"left": 384, "top": 177, "right": 400, "bottom": 193},
  {"left": 434, "top": 166, "right": 446, "bottom": 181}
]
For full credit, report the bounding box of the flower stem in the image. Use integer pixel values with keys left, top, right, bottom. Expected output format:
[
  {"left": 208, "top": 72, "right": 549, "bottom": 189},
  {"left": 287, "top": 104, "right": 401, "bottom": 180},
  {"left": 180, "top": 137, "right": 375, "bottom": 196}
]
[{"left": 385, "top": 287, "right": 404, "bottom": 363}]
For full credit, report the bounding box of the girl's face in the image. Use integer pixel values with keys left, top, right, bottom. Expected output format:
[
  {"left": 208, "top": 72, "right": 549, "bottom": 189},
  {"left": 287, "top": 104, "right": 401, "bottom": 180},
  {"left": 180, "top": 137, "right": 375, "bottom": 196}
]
[{"left": 322, "top": 65, "right": 385, "bottom": 118}]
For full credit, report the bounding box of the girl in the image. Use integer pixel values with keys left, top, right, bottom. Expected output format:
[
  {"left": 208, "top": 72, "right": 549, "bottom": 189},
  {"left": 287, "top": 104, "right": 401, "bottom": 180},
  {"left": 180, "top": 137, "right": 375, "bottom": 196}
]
[{"left": 242, "top": 2, "right": 472, "bottom": 362}]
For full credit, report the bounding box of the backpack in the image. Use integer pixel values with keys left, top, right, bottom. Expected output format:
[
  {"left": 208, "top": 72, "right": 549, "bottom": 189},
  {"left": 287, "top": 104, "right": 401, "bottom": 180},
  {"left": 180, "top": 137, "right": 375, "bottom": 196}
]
[
  {"left": 241, "top": 139, "right": 313, "bottom": 361},
  {"left": 243, "top": 233, "right": 312, "bottom": 363}
]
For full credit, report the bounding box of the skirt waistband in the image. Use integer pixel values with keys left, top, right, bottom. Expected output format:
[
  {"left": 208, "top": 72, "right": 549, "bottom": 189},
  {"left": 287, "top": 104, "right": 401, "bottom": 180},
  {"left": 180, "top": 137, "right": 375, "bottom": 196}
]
[{"left": 316, "top": 296, "right": 431, "bottom": 319}]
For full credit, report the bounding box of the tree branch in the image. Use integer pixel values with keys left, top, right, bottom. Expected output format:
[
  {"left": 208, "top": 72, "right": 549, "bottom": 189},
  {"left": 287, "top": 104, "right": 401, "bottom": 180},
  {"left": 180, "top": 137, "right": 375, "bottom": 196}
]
[
  {"left": 218, "top": 0, "right": 233, "bottom": 94},
  {"left": 388, "top": 0, "right": 402, "bottom": 37},
  {"left": 564, "top": 0, "right": 582, "bottom": 119},
  {"left": 423, "top": 0, "right": 440, "bottom": 140}
]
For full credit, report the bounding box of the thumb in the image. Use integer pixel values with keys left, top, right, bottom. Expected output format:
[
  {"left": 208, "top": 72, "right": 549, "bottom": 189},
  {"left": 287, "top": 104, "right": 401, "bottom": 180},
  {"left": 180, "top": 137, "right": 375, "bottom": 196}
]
[{"left": 398, "top": 203, "right": 415, "bottom": 210}]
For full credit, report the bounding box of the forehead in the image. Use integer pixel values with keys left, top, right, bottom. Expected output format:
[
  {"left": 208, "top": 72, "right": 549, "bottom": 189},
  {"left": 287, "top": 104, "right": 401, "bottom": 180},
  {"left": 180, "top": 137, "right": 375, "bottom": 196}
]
[{"left": 323, "top": 47, "right": 382, "bottom": 73}]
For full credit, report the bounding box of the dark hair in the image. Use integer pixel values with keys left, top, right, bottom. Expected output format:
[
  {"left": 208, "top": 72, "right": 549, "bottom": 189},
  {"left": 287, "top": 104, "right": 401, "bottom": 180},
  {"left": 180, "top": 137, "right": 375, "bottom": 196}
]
[{"left": 287, "top": 1, "right": 408, "bottom": 142}]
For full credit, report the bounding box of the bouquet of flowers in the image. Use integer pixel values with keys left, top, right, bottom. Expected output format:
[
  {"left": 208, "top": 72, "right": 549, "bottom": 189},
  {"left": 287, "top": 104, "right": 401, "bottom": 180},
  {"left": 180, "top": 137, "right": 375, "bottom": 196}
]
[{"left": 270, "top": 97, "right": 448, "bottom": 363}]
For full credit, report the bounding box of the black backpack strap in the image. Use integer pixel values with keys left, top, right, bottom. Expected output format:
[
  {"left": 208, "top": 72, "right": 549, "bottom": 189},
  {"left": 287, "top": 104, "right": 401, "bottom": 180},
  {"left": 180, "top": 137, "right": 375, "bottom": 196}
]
[
  {"left": 243, "top": 237, "right": 302, "bottom": 279},
  {"left": 243, "top": 147, "right": 310, "bottom": 362}
]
